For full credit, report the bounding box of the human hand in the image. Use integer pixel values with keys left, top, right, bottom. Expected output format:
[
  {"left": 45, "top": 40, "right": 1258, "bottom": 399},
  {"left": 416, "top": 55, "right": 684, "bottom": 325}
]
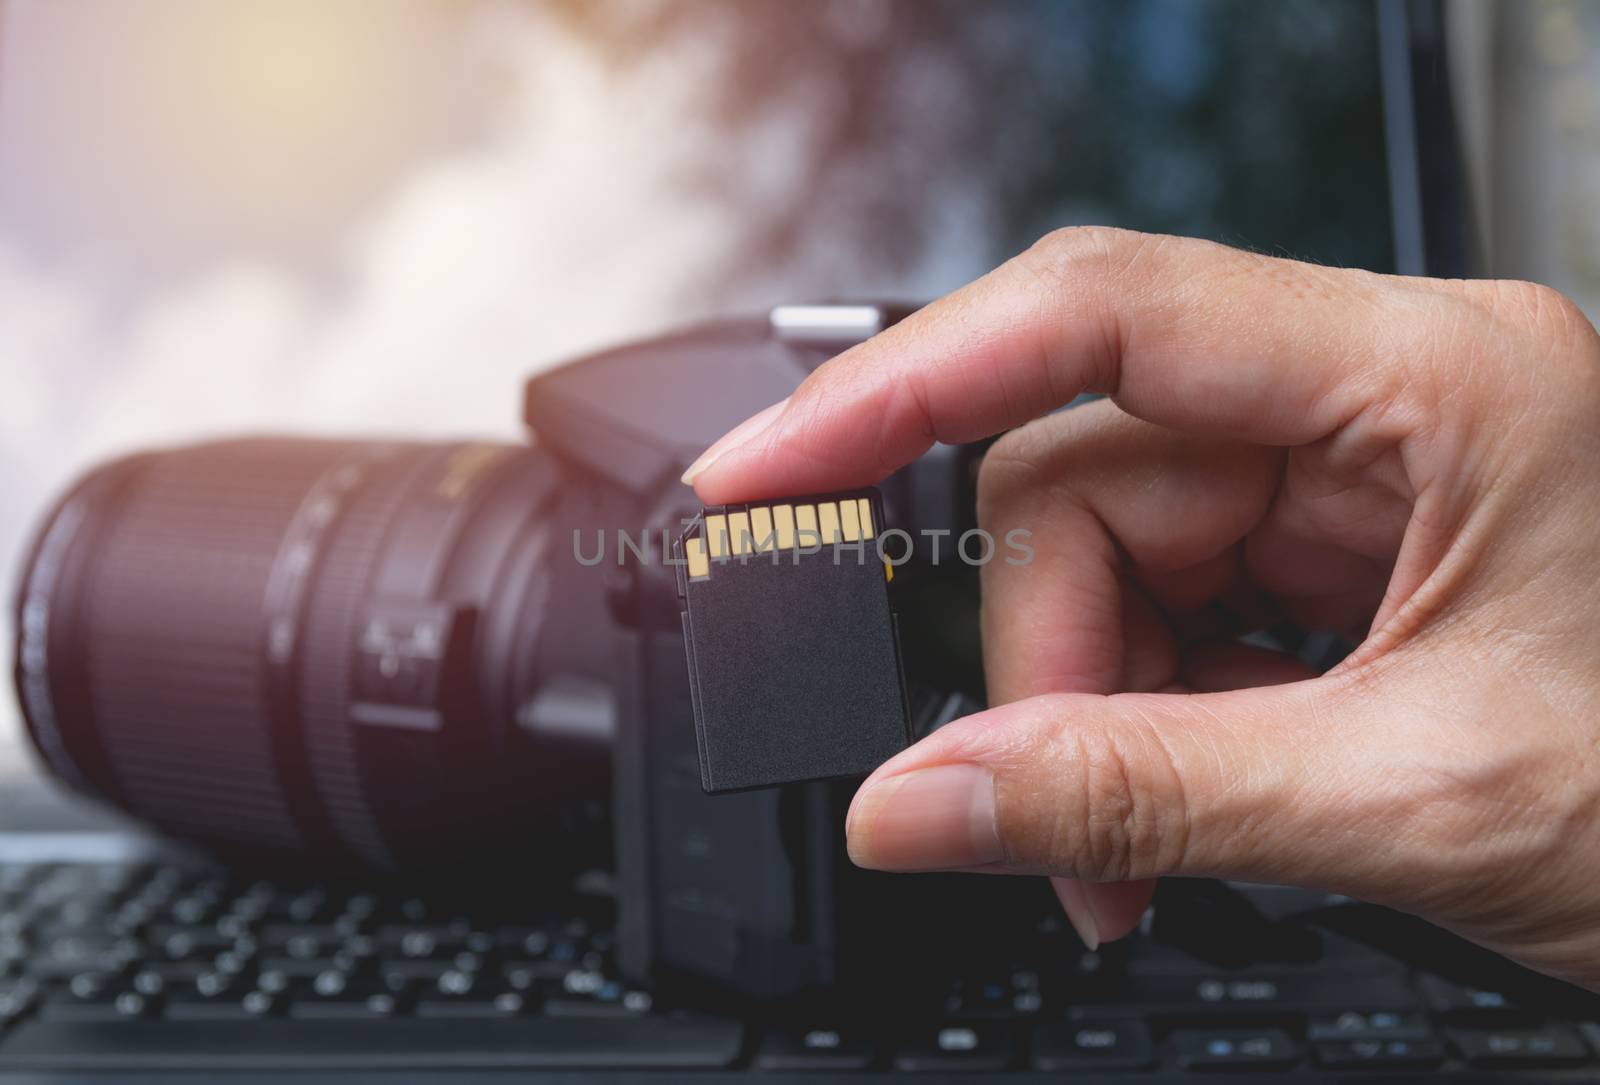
[{"left": 684, "top": 229, "right": 1600, "bottom": 989}]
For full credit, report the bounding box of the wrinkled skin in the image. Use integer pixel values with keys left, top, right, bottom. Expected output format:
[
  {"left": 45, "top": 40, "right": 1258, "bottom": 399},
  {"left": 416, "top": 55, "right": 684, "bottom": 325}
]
[{"left": 685, "top": 228, "right": 1600, "bottom": 991}]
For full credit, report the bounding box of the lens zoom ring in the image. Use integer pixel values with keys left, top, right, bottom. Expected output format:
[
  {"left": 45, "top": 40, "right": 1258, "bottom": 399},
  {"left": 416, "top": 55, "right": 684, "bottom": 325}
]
[{"left": 80, "top": 441, "right": 343, "bottom": 849}]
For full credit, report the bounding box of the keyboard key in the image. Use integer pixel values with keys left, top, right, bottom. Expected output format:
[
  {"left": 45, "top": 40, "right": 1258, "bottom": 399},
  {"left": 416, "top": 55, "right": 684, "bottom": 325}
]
[
  {"left": 415, "top": 992, "right": 527, "bottom": 1019},
  {"left": 1308, "top": 1010, "right": 1431, "bottom": 1040},
  {"left": 260, "top": 924, "right": 343, "bottom": 947},
  {"left": 1315, "top": 1037, "right": 1446, "bottom": 1069},
  {"left": 503, "top": 959, "right": 572, "bottom": 989},
  {"left": 1172, "top": 1029, "right": 1301, "bottom": 1071},
  {"left": 1032, "top": 1020, "right": 1154, "bottom": 1071},
  {"left": 112, "top": 998, "right": 156, "bottom": 1024},
  {"left": 376, "top": 925, "right": 469, "bottom": 959},
  {"left": 287, "top": 972, "right": 404, "bottom": 1020},
  {"left": 27, "top": 933, "right": 120, "bottom": 979},
  {"left": 414, "top": 970, "right": 527, "bottom": 1018},
  {"left": 1109, "top": 973, "right": 1415, "bottom": 1012},
  {"left": 757, "top": 1027, "right": 874, "bottom": 1071},
  {"left": 1447, "top": 1024, "right": 1590, "bottom": 1068},
  {"left": 1418, "top": 974, "right": 1517, "bottom": 1013},
  {"left": 262, "top": 933, "right": 335, "bottom": 962},
  {"left": 260, "top": 956, "right": 347, "bottom": 979},
  {"left": 287, "top": 993, "right": 400, "bottom": 1020},
  {"left": 942, "top": 971, "right": 1045, "bottom": 1018},
  {"left": 39, "top": 990, "right": 155, "bottom": 1023},
  {"left": 163, "top": 893, "right": 223, "bottom": 927},
  {"left": 0, "top": 1017, "right": 745, "bottom": 1070},
  {"left": 159, "top": 969, "right": 251, "bottom": 1017},
  {"left": 37, "top": 974, "right": 119, "bottom": 1023},
  {"left": 380, "top": 959, "right": 457, "bottom": 985},
  {"left": 264, "top": 890, "right": 333, "bottom": 924},
  {"left": 495, "top": 927, "right": 553, "bottom": 957},
  {"left": 128, "top": 970, "right": 168, "bottom": 998},
  {"left": 136, "top": 961, "right": 212, "bottom": 983},
  {"left": 146, "top": 926, "right": 233, "bottom": 959},
  {"left": 163, "top": 992, "right": 279, "bottom": 1022},
  {"left": 893, "top": 1023, "right": 1015, "bottom": 1072}
]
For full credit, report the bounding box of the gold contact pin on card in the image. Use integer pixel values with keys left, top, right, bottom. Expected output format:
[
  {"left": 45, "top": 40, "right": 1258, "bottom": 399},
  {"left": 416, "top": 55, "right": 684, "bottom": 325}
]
[
  {"left": 686, "top": 536, "right": 710, "bottom": 579},
  {"left": 749, "top": 506, "right": 774, "bottom": 553},
  {"left": 728, "top": 511, "right": 752, "bottom": 556},
  {"left": 839, "top": 499, "right": 861, "bottom": 542},
  {"left": 857, "top": 498, "right": 874, "bottom": 538},
  {"left": 818, "top": 502, "right": 841, "bottom": 544},
  {"left": 705, "top": 514, "right": 729, "bottom": 559},
  {"left": 795, "top": 504, "right": 819, "bottom": 549},
  {"left": 773, "top": 504, "right": 796, "bottom": 549}
]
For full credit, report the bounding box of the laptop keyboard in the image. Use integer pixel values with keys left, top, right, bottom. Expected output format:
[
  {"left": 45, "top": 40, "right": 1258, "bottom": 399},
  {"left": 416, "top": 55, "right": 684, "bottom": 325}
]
[{"left": 0, "top": 861, "right": 1594, "bottom": 1075}]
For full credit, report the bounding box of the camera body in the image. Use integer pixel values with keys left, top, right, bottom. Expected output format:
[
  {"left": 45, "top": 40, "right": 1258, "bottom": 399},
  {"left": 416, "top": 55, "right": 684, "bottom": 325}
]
[
  {"left": 523, "top": 306, "right": 987, "bottom": 999},
  {"left": 14, "top": 304, "right": 1016, "bottom": 1005}
]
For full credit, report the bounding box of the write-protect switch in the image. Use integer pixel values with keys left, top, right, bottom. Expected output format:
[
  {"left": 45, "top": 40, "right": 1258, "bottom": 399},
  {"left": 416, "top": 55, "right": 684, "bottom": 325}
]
[{"left": 675, "top": 490, "right": 911, "bottom": 793}]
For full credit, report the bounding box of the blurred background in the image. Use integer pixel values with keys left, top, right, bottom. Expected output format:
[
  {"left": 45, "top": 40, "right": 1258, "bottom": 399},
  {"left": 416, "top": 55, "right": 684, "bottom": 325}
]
[{"left": 0, "top": 0, "right": 1595, "bottom": 784}]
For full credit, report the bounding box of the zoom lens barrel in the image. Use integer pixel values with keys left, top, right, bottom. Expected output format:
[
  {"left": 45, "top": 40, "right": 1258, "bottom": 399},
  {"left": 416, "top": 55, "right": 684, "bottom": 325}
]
[{"left": 13, "top": 438, "right": 612, "bottom": 868}]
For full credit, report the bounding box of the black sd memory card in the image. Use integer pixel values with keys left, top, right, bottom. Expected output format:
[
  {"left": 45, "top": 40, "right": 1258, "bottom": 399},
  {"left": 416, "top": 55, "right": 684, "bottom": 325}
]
[{"left": 675, "top": 489, "right": 911, "bottom": 793}]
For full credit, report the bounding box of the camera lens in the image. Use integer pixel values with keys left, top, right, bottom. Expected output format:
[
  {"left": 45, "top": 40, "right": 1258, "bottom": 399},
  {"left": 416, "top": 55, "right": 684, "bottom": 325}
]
[{"left": 13, "top": 438, "right": 613, "bottom": 868}]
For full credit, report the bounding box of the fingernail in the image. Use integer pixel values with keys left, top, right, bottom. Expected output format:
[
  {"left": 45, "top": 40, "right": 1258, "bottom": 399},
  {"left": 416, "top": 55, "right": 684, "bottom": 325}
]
[
  {"left": 846, "top": 763, "right": 1003, "bottom": 871},
  {"left": 680, "top": 398, "right": 789, "bottom": 486},
  {"left": 1051, "top": 878, "right": 1101, "bottom": 951}
]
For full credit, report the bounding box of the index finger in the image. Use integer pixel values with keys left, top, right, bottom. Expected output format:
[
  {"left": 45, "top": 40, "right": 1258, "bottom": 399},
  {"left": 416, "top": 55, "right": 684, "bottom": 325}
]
[{"left": 686, "top": 227, "right": 1437, "bottom": 502}]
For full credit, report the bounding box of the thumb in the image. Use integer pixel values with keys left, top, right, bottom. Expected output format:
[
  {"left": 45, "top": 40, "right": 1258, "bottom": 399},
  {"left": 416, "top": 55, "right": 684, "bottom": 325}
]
[{"left": 846, "top": 679, "right": 1391, "bottom": 897}]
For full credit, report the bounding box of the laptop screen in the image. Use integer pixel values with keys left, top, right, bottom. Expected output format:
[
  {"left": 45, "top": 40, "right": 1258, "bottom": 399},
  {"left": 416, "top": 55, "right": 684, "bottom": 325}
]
[{"left": 0, "top": 0, "right": 1393, "bottom": 782}]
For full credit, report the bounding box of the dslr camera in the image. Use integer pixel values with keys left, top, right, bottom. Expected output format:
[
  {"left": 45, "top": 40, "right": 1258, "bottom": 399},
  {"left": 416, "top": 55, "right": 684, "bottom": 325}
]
[{"left": 13, "top": 304, "right": 1044, "bottom": 1005}]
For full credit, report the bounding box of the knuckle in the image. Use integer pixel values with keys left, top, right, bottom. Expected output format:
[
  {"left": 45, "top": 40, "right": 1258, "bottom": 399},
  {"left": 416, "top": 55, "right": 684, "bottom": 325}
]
[
  {"left": 975, "top": 427, "right": 1048, "bottom": 527},
  {"left": 1442, "top": 279, "right": 1600, "bottom": 445},
  {"left": 1004, "top": 704, "right": 1190, "bottom": 881},
  {"left": 1073, "top": 727, "right": 1156, "bottom": 881},
  {"left": 1480, "top": 278, "right": 1591, "bottom": 338},
  {"left": 1024, "top": 225, "right": 1133, "bottom": 277},
  {"left": 1464, "top": 279, "right": 1600, "bottom": 379},
  {"left": 1016, "top": 226, "right": 1160, "bottom": 309},
  {"left": 975, "top": 402, "right": 1119, "bottom": 528}
]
